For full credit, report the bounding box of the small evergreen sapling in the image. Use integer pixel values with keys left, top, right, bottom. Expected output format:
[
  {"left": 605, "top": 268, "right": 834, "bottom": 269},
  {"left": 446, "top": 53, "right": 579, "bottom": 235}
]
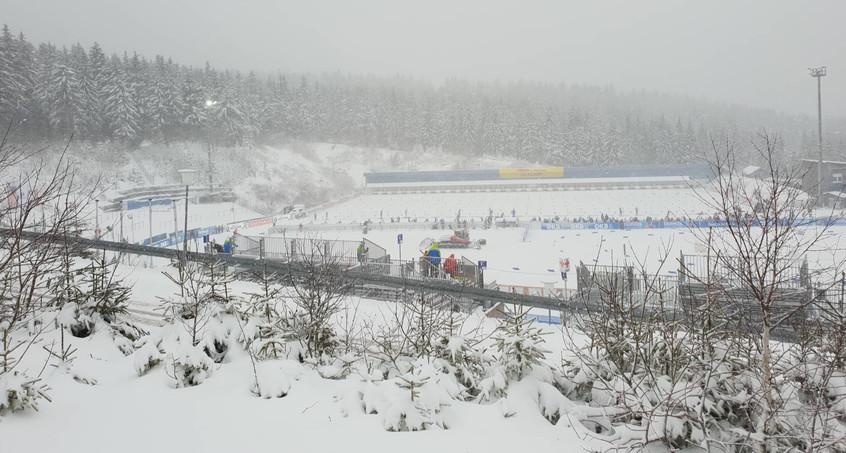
[{"left": 479, "top": 305, "right": 550, "bottom": 401}]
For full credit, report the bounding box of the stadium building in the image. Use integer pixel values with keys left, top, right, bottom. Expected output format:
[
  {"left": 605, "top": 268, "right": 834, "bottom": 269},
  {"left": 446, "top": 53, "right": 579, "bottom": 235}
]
[{"left": 363, "top": 164, "right": 712, "bottom": 194}]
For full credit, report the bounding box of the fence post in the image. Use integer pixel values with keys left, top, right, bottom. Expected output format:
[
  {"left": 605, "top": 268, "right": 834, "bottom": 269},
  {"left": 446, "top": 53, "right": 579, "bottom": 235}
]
[{"left": 259, "top": 237, "right": 265, "bottom": 260}]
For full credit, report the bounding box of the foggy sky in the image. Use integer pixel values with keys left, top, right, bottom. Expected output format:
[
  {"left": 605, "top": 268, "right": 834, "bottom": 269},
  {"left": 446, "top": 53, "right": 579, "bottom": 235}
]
[{"left": 4, "top": 0, "right": 845, "bottom": 118}]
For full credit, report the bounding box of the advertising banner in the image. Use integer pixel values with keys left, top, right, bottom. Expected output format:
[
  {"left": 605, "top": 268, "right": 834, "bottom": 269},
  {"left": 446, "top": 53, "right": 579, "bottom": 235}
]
[
  {"left": 498, "top": 167, "right": 564, "bottom": 179},
  {"left": 247, "top": 217, "right": 273, "bottom": 228}
]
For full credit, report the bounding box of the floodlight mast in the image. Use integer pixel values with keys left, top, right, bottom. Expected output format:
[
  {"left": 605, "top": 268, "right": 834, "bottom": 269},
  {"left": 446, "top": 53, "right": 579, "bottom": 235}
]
[{"left": 809, "top": 66, "right": 826, "bottom": 200}]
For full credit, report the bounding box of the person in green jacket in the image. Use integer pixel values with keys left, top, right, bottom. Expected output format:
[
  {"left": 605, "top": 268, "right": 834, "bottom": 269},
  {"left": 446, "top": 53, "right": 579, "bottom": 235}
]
[{"left": 356, "top": 241, "right": 369, "bottom": 263}]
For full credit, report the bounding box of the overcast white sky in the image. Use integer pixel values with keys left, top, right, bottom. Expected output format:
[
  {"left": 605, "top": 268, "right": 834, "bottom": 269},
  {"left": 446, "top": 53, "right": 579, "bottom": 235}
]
[{"left": 3, "top": 0, "right": 845, "bottom": 117}]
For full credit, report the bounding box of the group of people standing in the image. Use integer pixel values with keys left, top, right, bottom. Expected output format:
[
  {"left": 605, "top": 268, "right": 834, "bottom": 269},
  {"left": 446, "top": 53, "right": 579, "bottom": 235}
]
[
  {"left": 204, "top": 237, "right": 233, "bottom": 254},
  {"left": 421, "top": 243, "right": 458, "bottom": 278}
]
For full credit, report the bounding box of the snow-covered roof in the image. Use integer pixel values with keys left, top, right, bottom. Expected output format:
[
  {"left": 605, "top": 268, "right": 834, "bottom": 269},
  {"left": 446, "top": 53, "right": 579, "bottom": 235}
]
[
  {"left": 368, "top": 176, "right": 691, "bottom": 188},
  {"left": 742, "top": 165, "right": 760, "bottom": 176}
]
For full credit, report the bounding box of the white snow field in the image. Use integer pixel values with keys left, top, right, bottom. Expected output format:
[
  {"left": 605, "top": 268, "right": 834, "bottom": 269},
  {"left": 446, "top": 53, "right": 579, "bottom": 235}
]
[{"left": 306, "top": 187, "right": 711, "bottom": 224}]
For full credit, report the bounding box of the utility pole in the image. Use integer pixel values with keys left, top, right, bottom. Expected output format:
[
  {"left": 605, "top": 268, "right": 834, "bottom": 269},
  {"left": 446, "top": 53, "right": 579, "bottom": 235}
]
[
  {"left": 208, "top": 142, "right": 214, "bottom": 192},
  {"left": 119, "top": 201, "right": 124, "bottom": 242},
  {"left": 119, "top": 201, "right": 124, "bottom": 264},
  {"left": 148, "top": 197, "right": 153, "bottom": 266},
  {"left": 148, "top": 198, "right": 153, "bottom": 244},
  {"left": 183, "top": 185, "right": 190, "bottom": 258},
  {"left": 809, "top": 66, "right": 827, "bottom": 200},
  {"left": 172, "top": 198, "right": 179, "bottom": 245},
  {"left": 94, "top": 199, "right": 100, "bottom": 239}
]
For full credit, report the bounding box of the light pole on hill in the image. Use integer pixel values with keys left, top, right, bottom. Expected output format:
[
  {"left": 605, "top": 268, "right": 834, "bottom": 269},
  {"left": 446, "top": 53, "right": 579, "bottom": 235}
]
[
  {"left": 178, "top": 169, "right": 199, "bottom": 266},
  {"left": 94, "top": 199, "right": 100, "bottom": 239},
  {"left": 205, "top": 100, "right": 218, "bottom": 192},
  {"left": 809, "top": 66, "right": 827, "bottom": 200}
]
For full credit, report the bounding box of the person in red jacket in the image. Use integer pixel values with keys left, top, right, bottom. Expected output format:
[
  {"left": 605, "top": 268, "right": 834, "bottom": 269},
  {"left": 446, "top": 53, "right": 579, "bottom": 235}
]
[{"left": 444, "top": 253, "right": 458, "bottom": 277}]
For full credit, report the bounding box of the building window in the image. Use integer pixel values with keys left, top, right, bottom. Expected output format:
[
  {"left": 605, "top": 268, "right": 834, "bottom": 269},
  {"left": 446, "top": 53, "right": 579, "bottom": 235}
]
[{"left": 834, "top": 172, "right": 843, "bottom": 183}]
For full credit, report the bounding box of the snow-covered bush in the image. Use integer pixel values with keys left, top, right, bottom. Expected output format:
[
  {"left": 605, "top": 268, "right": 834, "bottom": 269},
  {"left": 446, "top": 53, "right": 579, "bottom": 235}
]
[
  {"left": 134, "top": 342, "right": 165, "bottom": 376},
  {"left": 200, "top": 320, "right": 234, "bottom": 364},
  {"left": 281, "top": 235, "right": 353, "bottom": 359},
  {"left": 253, "top": 360, "right": 302, "bottom": 398},
  {"left": 58, "top": 302, "right": 95, "bottom": 338},
  {"left": 167, "top": 344, "right": 214, "bottom": 388},
  {"left": 478, "top": 306, "right": 550, "bottom": 401},
  {"left": 0, "top": 372, "right": 50, "bottom": 415},
  {"left": 317, "top": 353, "right": 359, "bottom": 380},
  {"left": 77, "top": 252, "right": 132, "bottom": 322},
  {"left": 431, "top": 335, "right": 488, "bottom": 397},
  {"left": 363, "top": 362, "right": 453, "bottom": 432}
]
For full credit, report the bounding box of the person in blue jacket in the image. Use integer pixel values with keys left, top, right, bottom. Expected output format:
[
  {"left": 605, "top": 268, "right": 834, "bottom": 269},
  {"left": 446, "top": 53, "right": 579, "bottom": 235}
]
[
  {"left": 223, "top": 238, "right": 232, "bottom": 254},
  {"left": 428, "top": 242, "right": 441, "bottom": 276}
]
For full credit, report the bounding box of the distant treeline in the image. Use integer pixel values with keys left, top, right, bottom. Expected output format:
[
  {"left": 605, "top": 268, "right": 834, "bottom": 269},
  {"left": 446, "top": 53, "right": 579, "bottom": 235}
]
[{"left": 0, "top": 24, "right": 840, "bottom": 165}]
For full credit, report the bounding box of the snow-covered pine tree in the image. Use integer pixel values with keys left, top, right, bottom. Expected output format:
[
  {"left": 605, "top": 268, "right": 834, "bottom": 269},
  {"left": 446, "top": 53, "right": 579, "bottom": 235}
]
[
  {"left": 491, "top": 305, "right": 550, "bottom": 381},
  {"left": 78, "top": 250, "right": 131, "bottom": 324},
  {"left": 83, "top": 42, "right": 109, "bottom": 140},
  {"left": 0, "top": 26, "right": 34, "bottom": 126},
  {"left": 45, "top": 47, "right": 85, "bottom": 135},
  {"left": 478, "top": 305, "right": 551, "bottom": 401},
  {"left": 180, "top": 70, "right": 206, "bottom": 136},
  {"left": 104, "top": 55, "right": 140, "bottom": 142}
]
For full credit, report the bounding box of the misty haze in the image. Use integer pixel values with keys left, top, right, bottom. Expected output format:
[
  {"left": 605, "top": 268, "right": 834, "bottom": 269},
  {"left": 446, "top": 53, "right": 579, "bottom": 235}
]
[{"left": 2, "top": 1, "right": 846, "bottom": 452}]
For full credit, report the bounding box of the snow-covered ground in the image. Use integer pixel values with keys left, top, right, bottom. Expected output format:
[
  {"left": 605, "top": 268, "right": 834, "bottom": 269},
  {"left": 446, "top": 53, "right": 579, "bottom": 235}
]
[
  {"left": 7, "top": 142, "right": 846, "bottom": 452},
  {"left": 6, "top": 185, "right": 846, "bottom": 453},
  {"left": 0, "top": 264, "right": 590, "bottom": 452}
]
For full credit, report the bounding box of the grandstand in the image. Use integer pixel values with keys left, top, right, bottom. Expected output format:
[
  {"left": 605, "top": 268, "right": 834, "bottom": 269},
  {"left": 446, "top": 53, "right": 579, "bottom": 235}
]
[
  {"left": 304, "top": 165, "right": 716, "bottom": 224},
  {"left": 364, "top": 164, "right": 711, "bottom": 194}
]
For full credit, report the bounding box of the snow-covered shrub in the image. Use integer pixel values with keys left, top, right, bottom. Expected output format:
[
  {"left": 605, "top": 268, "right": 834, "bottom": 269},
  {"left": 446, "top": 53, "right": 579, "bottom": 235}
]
[
  {"left": 317, "top": 353, "right": 359, "bottom": 380},
  {"left": 478, "top": 307, "right": 550, "bottom": 401},
  {"left": 134, "top": 342, "right": 165, "bottom": 376},
  {"left": 251, "top": 336, "right": 290, "bottom": 361},
  {"left": 167, "top": 344, "right": 214, "bottom": 387},
  {"left": 108, "top": 320, "right": 148, "bottom": 355},
  {"left": 200, "top": 320, "right": 234, "bottom": 363},
  {"left": 281, "top": 235, "right": 352, "bottom": 359},
  {"left": 393, "top": 292, "right": 454, "bottom": 359},
  {"left": 0, "top": 372, "right": 50, "bottom": 415},
  {"left": 77, "top": 252, "right": 131, "bottom": 322},
  {"left": 432, "top": 335, "right": 488, "bottom": 398},
  {"left": 253, "top": 360, "right": 302, "bottom": 398},
  {"left": 58, "top": 302, "right": 95, "bottom": 338},
  {"left": 277, "top": 308, "right": 337, "bottom": 362},
  {"left": 363, "top": 362, "right": 453, "bottom": 432}
]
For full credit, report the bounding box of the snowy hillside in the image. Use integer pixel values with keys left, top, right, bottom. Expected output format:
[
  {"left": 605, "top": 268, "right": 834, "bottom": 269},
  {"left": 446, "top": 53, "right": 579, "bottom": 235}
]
[{"left": 64, "top": 139, "right": 533, "bottom": 216}]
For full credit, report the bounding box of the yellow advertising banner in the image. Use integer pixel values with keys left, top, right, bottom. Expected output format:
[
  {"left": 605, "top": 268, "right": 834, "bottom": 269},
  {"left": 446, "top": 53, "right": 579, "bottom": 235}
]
[{"left": 498, "top": 167, "right": 564, "bottom": 179}]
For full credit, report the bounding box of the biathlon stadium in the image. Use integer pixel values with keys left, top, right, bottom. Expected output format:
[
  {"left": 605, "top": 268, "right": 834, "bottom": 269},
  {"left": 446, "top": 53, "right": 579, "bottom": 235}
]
[
  {"left": 310, "top": 164, "right": 716, "bottom": 223},
  {"left": 234, "top": 163, "right": 827, "bottom": 301}
]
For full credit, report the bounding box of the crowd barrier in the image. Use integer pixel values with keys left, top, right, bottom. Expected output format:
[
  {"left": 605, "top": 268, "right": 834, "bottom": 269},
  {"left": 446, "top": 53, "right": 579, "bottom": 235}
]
[
  {"left": 540, "top": 218, "right": 836, "bottom": 231},
  {"left": 146, "top": 225, "right": 222, "bottom": 248}
]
